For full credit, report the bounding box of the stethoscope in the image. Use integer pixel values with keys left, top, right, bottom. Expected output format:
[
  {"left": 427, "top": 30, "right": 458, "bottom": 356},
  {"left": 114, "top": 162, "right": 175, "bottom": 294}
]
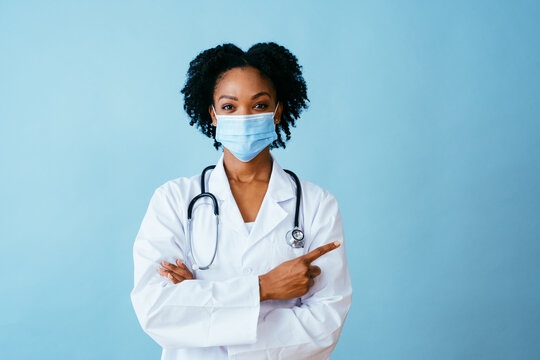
[{"left": 187, "top": 165, "right": 304, "bottom": 270}]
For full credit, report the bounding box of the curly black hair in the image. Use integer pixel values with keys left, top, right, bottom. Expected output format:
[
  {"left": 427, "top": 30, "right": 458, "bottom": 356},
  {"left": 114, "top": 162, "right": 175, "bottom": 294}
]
[{"left": 180, "top": 42, "right": 309, "bottom": 149}]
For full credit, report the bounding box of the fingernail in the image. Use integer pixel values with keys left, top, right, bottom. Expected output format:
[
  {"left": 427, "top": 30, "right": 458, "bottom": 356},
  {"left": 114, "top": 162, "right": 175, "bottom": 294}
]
[
  {"left": 162, "top": 261, "right": 167, "bottom": 266},
  {"left": 334, "top": 241, "right": 341, "bottom": 246},
  {"left": 168, "top": 273, "right": 173, "bottom": 279}
]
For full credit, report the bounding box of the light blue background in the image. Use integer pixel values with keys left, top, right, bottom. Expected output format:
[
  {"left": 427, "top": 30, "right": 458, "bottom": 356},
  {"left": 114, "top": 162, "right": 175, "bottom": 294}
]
[{"left": 1, "top": 1, "right": 539, "bottom": 359}]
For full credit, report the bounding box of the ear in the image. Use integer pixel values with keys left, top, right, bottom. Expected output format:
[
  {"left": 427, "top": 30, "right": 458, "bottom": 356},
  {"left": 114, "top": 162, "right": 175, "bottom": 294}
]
[
  {"left": 208, "top": 104, "right": 217, "bottom": 127},
  {"left": 274, "top": 102, "right": 282, "bottom": 125}
]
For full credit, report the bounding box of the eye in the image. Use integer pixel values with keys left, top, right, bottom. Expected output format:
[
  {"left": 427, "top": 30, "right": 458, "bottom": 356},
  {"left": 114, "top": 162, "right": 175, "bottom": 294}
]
[
  {"left": 221, "top": 104, "right": 233, "bottom": 111},
  {"left": 254, "top": 103, "right": 268, "bottom": 110}
]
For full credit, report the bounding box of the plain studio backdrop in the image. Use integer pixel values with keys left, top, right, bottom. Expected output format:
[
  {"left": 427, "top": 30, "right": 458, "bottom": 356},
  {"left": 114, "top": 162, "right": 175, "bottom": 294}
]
[{"left": 1, "top": 1, "right": 539, "bottom": 359}]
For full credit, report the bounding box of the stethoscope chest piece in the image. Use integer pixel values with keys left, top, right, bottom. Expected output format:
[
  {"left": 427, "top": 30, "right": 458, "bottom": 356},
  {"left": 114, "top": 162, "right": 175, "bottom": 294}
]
[{"left": 286, "top": 227, "right": 305, "bottom": 248}]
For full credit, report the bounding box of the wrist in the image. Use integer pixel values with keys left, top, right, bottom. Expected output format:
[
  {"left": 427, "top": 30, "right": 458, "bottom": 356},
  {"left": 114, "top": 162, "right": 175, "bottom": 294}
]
[{"left": 258, "top": 275, "right": 270, "bottom": 302}]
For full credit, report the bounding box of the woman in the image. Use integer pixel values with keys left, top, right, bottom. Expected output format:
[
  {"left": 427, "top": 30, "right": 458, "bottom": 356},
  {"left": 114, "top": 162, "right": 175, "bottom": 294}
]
[{"left": 131, "top": 42, "right": 352, "bottom": 360}]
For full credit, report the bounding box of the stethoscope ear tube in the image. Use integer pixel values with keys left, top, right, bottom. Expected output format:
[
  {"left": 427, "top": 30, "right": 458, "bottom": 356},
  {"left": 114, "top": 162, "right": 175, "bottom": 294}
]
[
  {"left": 200, "top": 165, "right": 216, "bottom": 193},
  {"left": 283, "top": 169, "right": 302, "bottom": 229},
  {"left": 187, "top": 192, "right": 219, "bottom": 219}
]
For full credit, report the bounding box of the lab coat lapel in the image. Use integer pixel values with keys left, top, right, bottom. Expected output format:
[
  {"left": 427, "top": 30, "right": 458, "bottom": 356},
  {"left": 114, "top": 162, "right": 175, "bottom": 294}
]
[
  {"left": 246, "top": 157, "right": 296, "bottom": 248},
  {"left": 207, "top": 154, "right": 249, "bottom": 238}
]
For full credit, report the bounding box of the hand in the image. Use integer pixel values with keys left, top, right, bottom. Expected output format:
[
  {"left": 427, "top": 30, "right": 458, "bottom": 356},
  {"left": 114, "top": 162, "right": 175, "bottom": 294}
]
[
  {"left": 158, "top": 260, "right": 195, "bottom": 284},
  {"left": 258, "top": 241, "right": 341, "bottom": 301}
]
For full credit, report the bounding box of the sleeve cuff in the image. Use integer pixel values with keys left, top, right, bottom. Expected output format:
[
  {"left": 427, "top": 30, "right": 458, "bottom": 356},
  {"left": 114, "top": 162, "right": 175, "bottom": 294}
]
[{"left": 206, "top": 274, "right": 261, "bottom": 346}]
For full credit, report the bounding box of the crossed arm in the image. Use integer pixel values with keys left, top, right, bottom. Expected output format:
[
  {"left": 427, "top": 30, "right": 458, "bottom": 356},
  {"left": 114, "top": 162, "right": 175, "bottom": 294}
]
[{"left": 159, "top": 241, "right": 341, "bottom": 301}]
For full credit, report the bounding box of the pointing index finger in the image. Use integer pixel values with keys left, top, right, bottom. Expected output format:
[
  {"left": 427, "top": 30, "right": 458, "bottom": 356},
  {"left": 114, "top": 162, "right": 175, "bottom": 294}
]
[{"left": 302, "top": 241, "right": 341, "bottom": 263}]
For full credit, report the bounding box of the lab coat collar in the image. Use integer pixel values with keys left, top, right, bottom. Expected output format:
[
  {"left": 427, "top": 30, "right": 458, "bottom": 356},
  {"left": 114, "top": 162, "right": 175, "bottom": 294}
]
[{"left": 206, "top": 152, "right": 296, "bottom": 241}]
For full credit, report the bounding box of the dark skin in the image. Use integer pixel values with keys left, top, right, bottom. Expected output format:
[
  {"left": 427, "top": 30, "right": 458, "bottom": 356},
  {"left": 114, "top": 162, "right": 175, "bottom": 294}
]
[
  {"left": 159, "top": 66, "right": 341, "bottom": 301},
  {"left": 210, "top": 66, "right": 281, "bottom": 223}
]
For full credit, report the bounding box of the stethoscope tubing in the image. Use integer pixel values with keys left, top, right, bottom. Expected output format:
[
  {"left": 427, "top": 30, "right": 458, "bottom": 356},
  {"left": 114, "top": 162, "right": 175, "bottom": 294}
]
[
  {"left": 188, "top": 164, "right": 303, "bottom": 270},
  {"left": 283, "top": 169, "right": 301, "bottom": 229}
]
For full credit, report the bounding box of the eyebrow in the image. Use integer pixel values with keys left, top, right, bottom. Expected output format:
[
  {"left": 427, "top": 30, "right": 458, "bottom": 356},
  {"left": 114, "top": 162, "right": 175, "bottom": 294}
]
[{"left": 217, "top": 92, "right": 272, "bottom": 101}]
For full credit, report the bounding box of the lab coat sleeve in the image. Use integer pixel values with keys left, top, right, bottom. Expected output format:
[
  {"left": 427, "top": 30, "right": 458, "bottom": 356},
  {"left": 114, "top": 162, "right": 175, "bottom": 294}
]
[
  {"left": 130, "top": 186, "right": 261, "bottom": 349},
  {"left": 227, "top": 190, "right": 353, "bottom": 359}
]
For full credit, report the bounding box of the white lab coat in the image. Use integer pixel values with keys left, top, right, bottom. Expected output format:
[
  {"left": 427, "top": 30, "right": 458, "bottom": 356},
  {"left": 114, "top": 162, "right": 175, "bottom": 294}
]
[{"left": 130, "top": 153, "right": 352, "bottom": 359}]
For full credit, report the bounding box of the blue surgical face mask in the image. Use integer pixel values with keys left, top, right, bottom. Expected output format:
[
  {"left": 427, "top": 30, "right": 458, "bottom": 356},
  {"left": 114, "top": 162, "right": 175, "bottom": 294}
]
[{"left": 212, "top": 102, "right": 279, "bottom": 162}]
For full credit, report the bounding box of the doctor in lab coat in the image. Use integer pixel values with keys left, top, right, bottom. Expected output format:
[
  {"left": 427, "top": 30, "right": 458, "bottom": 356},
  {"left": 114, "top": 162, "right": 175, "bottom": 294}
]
[{"left": 130, "top": 42, "right": 352, "bottom": 360}]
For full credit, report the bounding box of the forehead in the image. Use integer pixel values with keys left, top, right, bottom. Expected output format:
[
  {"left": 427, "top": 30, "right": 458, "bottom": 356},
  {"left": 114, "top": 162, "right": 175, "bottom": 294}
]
[{"left": 214, "top": 66, "right": 276, "bottom": 98}]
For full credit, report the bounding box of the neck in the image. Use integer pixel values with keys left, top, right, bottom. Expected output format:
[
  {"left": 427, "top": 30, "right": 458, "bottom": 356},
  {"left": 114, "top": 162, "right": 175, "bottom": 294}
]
[{"left": 223, "top": 147, "right": 273, "bottom": 183}]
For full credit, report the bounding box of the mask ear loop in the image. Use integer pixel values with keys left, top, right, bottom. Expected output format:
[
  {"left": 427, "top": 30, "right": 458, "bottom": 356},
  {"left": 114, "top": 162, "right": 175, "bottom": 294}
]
[
  {"left": 211, "top": 105, "right": 220, "bottom": 129},
  {"left": 273, "top": 101, "right": 279, "bottom": 123}
]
